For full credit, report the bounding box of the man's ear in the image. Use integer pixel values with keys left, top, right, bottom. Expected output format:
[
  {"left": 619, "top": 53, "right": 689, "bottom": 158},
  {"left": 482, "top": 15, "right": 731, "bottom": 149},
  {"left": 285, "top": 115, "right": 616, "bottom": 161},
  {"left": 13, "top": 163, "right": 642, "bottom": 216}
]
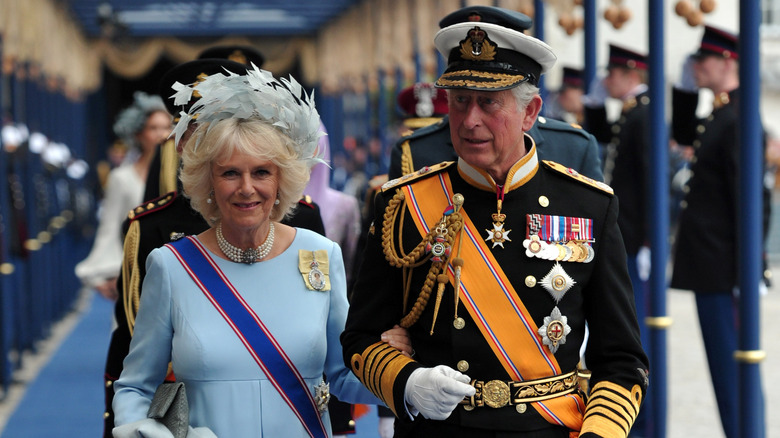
[{"left": 522, "top": 94, "right": 543, "bottom": 132}]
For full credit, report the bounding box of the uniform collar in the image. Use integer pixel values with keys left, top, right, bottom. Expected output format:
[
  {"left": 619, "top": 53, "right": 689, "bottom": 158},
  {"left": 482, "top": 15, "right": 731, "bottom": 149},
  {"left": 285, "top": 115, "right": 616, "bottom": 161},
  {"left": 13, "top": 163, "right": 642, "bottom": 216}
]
[{"left": 456, "top": 133, "right": 539, "bottom": 193}]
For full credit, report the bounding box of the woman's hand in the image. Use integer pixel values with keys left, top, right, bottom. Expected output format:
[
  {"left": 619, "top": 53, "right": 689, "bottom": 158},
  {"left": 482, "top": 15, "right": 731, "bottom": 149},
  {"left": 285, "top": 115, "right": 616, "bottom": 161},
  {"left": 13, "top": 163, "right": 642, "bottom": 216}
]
[{"left": 380, "top": 324, "right": 413, "bottom": 357}]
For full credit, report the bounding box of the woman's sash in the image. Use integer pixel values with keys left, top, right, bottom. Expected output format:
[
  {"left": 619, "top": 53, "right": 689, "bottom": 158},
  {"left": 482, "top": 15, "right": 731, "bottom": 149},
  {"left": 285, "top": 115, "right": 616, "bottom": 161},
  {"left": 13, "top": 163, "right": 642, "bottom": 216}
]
[
  {"left": 166, "top": 237, "right": 329, "bottom": 438},
  {"left": 402, "top": 172, "right": 584, "bottom": 431}
]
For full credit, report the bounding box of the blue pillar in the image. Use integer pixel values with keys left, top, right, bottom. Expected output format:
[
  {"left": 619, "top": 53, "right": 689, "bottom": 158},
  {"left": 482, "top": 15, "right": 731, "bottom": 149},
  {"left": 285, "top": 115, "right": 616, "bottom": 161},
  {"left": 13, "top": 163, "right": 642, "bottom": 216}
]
[
  {"left": 737, "top": 1, "right": 765, "bottom": 437},
  {"left": 533, "top": 0, "right": 546, "bottom": 101},
  {"left": 583, "top": 0, "right": 597, "bottom": 89},
  {"left": 646, "top": 1, "right": 669, "bottom": 437}
]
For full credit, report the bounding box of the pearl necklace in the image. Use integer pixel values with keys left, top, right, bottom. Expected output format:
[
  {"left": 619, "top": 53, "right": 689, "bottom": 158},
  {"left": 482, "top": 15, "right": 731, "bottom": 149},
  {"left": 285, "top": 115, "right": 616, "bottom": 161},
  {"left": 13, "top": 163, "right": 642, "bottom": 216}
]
[{"left": 216, "top": 222, "right": 275, "bottom": 264}]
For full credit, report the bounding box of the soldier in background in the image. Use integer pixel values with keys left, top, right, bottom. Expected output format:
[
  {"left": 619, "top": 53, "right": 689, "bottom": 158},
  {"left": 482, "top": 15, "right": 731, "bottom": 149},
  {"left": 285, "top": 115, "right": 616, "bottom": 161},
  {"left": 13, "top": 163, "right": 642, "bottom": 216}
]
[
  {"left": 583, "top": 43, "right": 652, "bottom": 437},
  {"left": 544, "top": 66, "right": 585, "bottom": 125},
  {"left": 669, "top": 25, "right": 769, "bottom": 438}
]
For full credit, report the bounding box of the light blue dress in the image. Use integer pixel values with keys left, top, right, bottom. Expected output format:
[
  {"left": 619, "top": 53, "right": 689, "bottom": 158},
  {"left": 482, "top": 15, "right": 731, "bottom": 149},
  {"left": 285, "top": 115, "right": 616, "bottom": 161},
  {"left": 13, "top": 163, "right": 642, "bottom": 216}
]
[{"left": 113, "top": 228, "right": 379, "bottom": 437}]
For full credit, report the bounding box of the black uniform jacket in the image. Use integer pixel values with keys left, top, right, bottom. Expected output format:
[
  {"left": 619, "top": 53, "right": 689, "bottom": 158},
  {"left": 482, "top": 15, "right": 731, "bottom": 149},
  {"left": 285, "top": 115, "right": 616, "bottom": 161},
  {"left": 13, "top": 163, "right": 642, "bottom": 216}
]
[
  {"left": 670, "top": 88, "right": 772, "bottom": 291},
  {"left": 342, "top": 145, "right": 648, "bottom": 436},
  {"left": 389, "top": 115, "right": 604, "bottom": 182},
  {"left": 584, "top": 92, "right": 651, "bottom": 255}
]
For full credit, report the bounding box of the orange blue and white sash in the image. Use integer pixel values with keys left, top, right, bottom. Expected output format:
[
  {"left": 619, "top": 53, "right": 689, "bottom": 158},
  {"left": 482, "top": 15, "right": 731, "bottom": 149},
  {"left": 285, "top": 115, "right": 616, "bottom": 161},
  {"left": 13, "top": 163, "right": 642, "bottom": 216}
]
[
  {"left": 166, "top": 237, "right": 328, "bottom": 438},
  {"left": 402, "top": 172, "right": 585, "bottom": 431}
]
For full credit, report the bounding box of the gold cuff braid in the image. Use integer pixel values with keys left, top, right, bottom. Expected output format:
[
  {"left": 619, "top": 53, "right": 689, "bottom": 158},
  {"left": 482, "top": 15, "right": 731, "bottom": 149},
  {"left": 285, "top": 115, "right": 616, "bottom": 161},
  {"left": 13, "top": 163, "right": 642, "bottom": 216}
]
[
  {"left": 581, "top": 381, "right": 642, "bottom": 438},
  {"left": 350, "top": 342, "right": 415, "bottom": 417}
]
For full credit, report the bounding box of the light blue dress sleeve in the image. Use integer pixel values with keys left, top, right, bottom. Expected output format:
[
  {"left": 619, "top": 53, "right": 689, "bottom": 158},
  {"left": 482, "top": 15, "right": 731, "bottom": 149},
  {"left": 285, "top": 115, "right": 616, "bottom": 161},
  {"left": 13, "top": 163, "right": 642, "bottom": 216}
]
[
  {"left": 112, "top": 247, "right": 175, "bottom": 426},
  {"left": 322, "top": 241, "right": 381, "bottom": 405}
]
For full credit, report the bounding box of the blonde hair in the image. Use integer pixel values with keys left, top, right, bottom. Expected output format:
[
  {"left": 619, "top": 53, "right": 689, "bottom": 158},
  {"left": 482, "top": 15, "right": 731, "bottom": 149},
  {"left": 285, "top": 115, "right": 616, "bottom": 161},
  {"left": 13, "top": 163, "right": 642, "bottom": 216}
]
[{"left": 179, "top": 118, "right": 310, "bottom": 225}]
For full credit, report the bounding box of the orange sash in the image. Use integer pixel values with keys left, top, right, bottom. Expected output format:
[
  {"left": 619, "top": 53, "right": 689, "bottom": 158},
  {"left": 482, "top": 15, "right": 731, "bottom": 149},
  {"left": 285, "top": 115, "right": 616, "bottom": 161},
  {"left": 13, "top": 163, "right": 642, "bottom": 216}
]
[{"left": 402, "top": 171, "right": 584, "bottom": 431}]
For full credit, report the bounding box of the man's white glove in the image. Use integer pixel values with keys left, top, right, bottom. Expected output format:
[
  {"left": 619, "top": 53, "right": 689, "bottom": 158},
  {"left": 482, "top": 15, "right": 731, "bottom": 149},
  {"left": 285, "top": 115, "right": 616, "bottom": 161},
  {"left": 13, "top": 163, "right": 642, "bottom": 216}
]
[
  {"left": 677, "top": 54, "right": 698, "bottom": 92},
  {"left": 404, "top": 365, "right": 476, "bottom": 420},
  {"left": 378, "top": 416, "right": 395, "bottom": 438},
  {"left": 582, "top": 75, "right": 608, "bottom": 108},
  {"left": 113, "top": 418, "right": 173, "bottom": 438}
]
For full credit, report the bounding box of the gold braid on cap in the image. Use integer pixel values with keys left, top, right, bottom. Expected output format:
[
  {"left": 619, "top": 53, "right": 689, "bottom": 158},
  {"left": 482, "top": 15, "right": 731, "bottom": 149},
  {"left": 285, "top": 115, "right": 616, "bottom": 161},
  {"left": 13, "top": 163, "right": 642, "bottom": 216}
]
[{"left": 381, "top": 190, "right": 463, "bottom": 328}]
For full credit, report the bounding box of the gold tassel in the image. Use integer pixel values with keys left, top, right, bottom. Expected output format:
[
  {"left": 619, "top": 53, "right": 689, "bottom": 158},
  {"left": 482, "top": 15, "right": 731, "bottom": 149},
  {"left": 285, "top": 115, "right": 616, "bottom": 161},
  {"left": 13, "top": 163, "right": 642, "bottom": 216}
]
[{"left": 430, "top": 274, "right": 449, "bottom": 335}]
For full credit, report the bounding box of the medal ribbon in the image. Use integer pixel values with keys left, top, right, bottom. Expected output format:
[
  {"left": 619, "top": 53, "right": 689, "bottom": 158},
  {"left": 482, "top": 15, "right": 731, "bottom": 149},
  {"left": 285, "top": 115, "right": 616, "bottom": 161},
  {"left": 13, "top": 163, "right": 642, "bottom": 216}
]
[
  {"left": 528, "top": 214, "right": 593, "bottom": 243},
  {"left": 403, "top": 174, "right": 584, "bottom": 431},
  {"left": 166, "top": 237, "right": 329, "bottom": 438}
]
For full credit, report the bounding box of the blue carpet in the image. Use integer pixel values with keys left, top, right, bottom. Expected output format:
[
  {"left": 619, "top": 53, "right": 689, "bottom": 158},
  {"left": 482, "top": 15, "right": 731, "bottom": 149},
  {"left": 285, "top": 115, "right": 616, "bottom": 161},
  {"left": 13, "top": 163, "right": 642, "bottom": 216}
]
[
  {"left": 0, "top": 293, "right": 388, "bottom": 438},
  {"left": 1, "top": 294, "right": 113, "bottom": 438}
]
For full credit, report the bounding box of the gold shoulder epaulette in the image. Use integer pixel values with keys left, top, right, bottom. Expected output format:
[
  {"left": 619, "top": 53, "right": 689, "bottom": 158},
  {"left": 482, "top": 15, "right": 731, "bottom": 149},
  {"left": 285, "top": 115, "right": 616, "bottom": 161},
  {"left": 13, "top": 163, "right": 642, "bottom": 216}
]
[
  {"left": 543, "top": 160, "right": 614, "bottom": 195},
  {"left": 126, "top": 192, "right": 176, "bottom": 221},
  {"left": 381, "top": 161, "right": 455, "bottom": 192}
]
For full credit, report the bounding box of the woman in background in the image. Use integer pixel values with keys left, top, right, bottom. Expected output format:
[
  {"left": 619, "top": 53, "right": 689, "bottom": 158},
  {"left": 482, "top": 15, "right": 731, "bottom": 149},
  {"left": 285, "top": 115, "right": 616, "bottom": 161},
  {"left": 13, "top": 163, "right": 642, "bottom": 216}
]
[{"left": 75, "top": 92, "right": 171, "bottom": 300}]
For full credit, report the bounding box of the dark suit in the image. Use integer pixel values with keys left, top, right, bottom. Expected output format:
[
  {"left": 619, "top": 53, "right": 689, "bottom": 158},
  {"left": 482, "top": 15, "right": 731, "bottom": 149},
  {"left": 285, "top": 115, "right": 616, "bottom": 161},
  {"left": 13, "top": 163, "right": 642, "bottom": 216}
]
[
  {"left": 584, "top": 92, "right": 650, "bottom": 255},
  {"left": 342, "top": 145, "right": 648, "bottom": 437},
  {"left": 388, "top": 115, "right": 603, "bottom": 182},
  {"left": 670, "top": 87, "right": 769, "bottom": 438}
]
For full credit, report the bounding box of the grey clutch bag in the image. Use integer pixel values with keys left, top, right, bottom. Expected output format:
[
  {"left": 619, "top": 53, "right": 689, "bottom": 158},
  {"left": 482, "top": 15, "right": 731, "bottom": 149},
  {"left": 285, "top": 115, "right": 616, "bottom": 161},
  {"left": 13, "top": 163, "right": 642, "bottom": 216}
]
[{"left": 148, "top": 382, "right": 188, "bottom": 438}]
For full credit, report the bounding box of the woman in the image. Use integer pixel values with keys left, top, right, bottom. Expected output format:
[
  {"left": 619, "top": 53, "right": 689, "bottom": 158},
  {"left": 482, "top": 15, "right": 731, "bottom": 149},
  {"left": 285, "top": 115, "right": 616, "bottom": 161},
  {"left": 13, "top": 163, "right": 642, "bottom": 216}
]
[
  {"left": 75, "top": 92, "right": 172, "bottom": 300},
  {"left": 112, "top": 67, "right": 408, "bottom": 437}
]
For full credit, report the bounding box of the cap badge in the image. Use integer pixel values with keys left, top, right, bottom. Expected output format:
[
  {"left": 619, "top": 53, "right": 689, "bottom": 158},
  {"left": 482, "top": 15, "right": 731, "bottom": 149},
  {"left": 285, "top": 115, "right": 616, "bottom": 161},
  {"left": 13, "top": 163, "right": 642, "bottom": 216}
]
[
  {"left": 414, "top": 84, "right": 435, "bottom": 118},
  {"left": 191, "top": 72, "right": 210, "bottom": 98},
  {"left": 228, "top": 50, "right": 247, "bottom": 65},
  {"left": 460, "top": 26, "right": 496, "bottom": 61}
]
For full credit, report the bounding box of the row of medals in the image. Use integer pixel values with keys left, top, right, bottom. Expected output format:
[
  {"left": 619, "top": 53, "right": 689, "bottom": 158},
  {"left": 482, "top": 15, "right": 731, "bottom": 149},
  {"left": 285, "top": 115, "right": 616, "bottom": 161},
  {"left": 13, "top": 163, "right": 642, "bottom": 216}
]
[{"left": 523, "top": 235, "right": 594, "bottom": 263}]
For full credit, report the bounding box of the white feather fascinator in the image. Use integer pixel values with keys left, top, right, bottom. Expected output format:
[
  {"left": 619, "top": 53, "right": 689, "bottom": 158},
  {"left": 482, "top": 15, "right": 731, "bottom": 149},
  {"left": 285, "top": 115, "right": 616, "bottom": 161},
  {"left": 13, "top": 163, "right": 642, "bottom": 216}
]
[{"left": 170, "top": 64, "right": 326, "bottom": 168}]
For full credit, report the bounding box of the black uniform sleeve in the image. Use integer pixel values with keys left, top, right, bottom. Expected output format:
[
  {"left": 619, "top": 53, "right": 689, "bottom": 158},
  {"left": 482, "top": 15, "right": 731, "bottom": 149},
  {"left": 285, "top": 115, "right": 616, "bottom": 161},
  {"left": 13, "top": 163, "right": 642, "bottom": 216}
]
[{"left": 340, "top": 190, "right": 420, "bottom": 417}]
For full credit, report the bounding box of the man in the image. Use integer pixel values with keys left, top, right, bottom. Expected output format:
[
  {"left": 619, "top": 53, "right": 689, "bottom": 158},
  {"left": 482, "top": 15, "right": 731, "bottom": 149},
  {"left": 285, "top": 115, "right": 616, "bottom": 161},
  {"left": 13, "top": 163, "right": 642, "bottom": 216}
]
[
  {"left": 670, "top": 25, "right": 769, "bottom": 438},
  {"left": 342, "top": 6, "right": 648, "bottom": 437},
  {"left": 584, "top": 43, "right": 652, "bottom": 438},
  {"left": 545, "top": 66, "right": 585, "bottom": 124},
  {"left": 389, "top": 114, "right": 603, "bottom": 182},
  {"left": 583, "top": 44, "right": 652, "bottom": 357}
]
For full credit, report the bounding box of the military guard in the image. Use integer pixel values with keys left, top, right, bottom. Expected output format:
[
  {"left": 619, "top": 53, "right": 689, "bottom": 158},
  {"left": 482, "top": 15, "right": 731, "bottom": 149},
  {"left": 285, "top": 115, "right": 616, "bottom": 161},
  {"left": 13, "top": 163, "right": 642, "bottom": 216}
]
[
  {"left": 101, "top": 58, "right": 326, "bottom": 437},
  {"left": 670, "top": 25, "right": 770, "bottom": 438},
  {"left": 583, "top": 43, "right": 654, "bottom": 437},
  {"left": 342, "top": 6, "right": 648, "bottom": 437},
  {"left": 389, "top": 115, "right": 603, "bottom": 182}
]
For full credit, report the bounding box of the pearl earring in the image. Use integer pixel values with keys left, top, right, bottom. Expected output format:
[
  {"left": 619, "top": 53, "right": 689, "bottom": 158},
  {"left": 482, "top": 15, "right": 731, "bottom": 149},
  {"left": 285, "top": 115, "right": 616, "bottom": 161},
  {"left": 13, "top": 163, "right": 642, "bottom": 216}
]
[
  {"left": 274, "top": 199, "right": 280, "bottom": 205},
  {"left": 207, "top": 190, "right": 214, "bottom": 204}
]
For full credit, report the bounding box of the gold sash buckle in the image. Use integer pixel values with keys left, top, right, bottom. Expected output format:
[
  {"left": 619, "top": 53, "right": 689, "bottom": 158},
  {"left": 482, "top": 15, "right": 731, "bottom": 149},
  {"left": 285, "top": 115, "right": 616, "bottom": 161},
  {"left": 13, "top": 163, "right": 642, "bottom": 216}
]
[{"left": 461, "top": 370, "right": 579, "bottom": 408}]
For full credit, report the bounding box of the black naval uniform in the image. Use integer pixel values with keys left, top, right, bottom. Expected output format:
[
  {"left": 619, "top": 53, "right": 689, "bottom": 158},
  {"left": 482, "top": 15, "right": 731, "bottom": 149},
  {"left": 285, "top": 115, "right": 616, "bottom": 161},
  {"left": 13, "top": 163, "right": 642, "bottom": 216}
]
[
  {"left": 102, "top": 188, "right": 326, "bottom": 437},
  {"left": 342, "top": 139, "right": 648, "bottom": 437},
  {"left": 584, "top": 91, "right": 650, "bottom": 255},
  {"left": 670, "top": 88, "right": 771, "bottom": 290},
  {"left": 388, "top": 115, "right": 604, "bottom": 182},
  {"left": 670, "top": 87, "right": 770, "bottom": 438}
]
